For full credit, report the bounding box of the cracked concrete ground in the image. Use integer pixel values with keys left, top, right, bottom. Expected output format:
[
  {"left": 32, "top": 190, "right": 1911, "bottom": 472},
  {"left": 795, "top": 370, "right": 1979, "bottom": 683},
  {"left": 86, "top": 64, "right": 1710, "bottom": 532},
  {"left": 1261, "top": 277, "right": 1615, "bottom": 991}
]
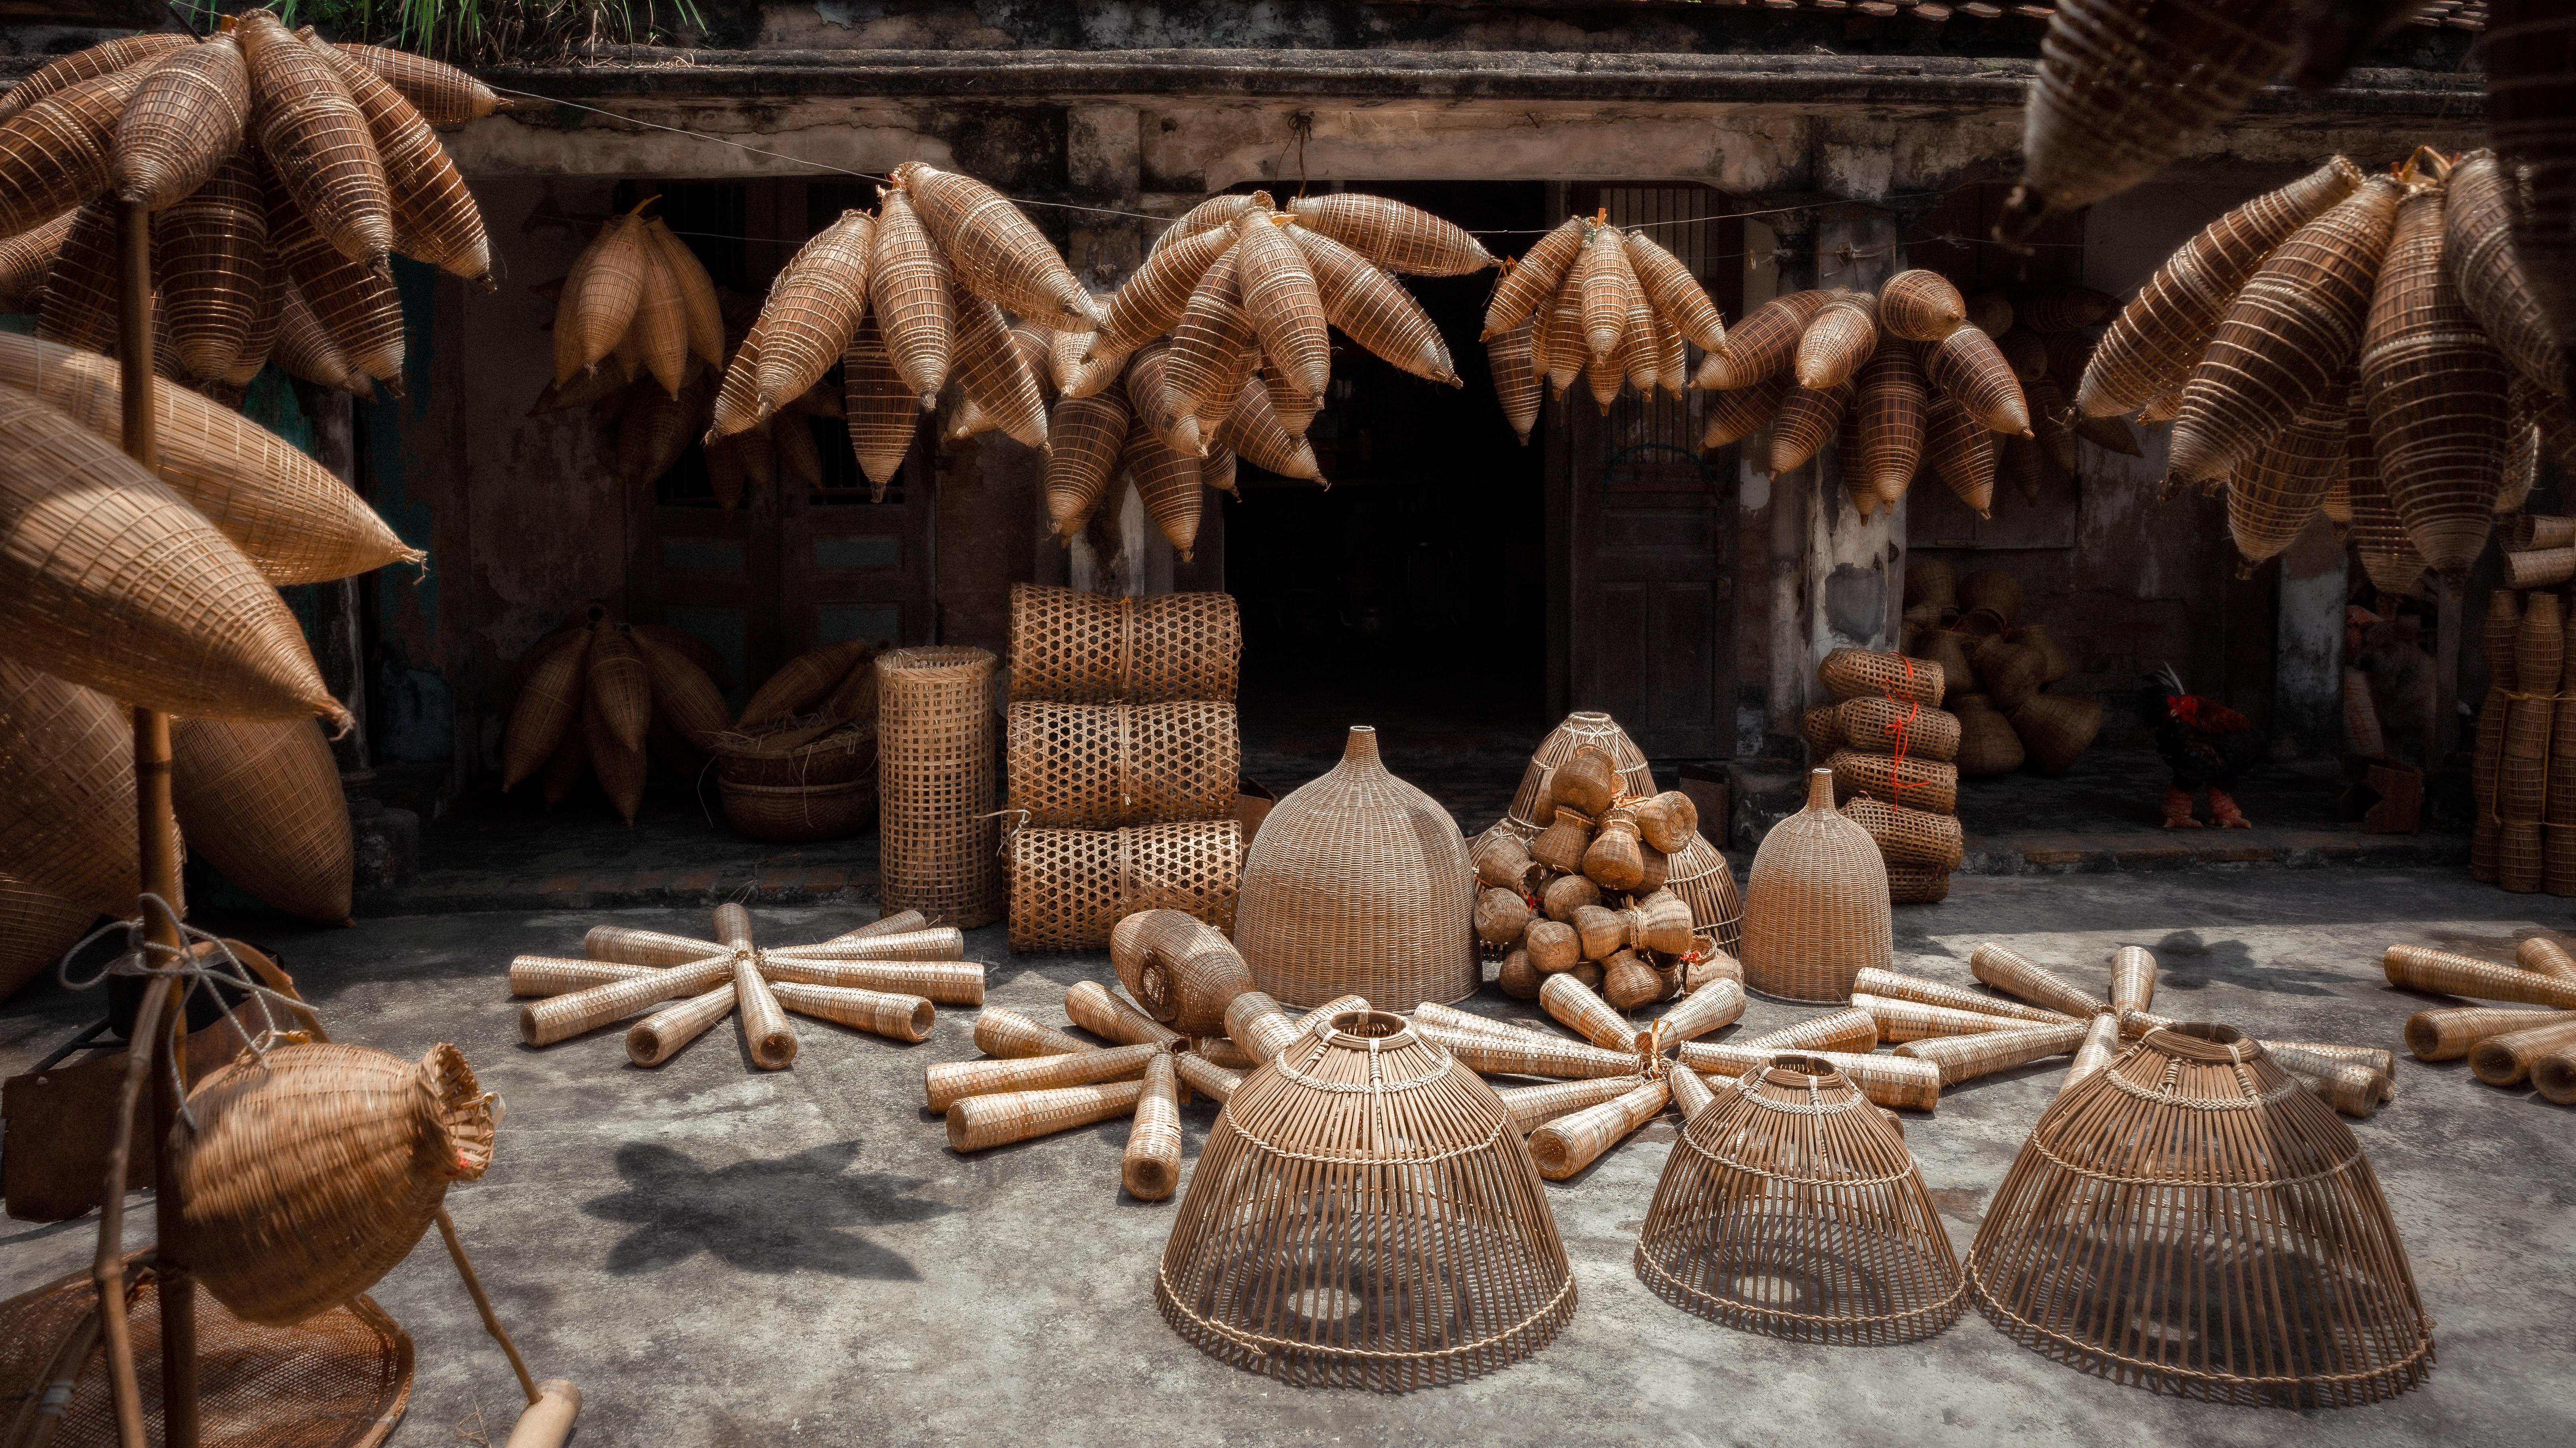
[{"left": 3, "top": 867, "right": 2571, "bottom": 1447}]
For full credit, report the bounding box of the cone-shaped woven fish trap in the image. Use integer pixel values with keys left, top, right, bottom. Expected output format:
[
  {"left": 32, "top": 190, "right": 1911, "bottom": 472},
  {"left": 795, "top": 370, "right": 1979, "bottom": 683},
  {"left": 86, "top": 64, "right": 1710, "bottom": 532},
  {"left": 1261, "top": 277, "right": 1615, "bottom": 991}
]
[
  {"left": 1155, "top": 1008, "right": 1575, "bottom": 1390},
  {"left": 1635, "top": 1055, "right": 1964, "bottom": 1344},
  {"left": 1966, "top": 1024, "right": 2433, "bottom": 1407}
]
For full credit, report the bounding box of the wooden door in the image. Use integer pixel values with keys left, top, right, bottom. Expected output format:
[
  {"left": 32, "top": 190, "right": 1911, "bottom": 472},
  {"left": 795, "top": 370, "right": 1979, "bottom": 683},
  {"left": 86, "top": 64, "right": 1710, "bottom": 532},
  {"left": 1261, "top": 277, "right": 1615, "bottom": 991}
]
[{"left": 1555, "top": 183, "right": 1743, "bottom": 760}]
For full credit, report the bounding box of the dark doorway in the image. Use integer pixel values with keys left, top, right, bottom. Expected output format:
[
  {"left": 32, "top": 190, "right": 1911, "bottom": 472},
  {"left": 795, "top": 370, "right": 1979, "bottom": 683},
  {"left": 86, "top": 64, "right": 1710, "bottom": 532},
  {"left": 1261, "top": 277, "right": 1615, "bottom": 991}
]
[{"left": 1222, "top": 180, "right": 1554, "bottom": 827}]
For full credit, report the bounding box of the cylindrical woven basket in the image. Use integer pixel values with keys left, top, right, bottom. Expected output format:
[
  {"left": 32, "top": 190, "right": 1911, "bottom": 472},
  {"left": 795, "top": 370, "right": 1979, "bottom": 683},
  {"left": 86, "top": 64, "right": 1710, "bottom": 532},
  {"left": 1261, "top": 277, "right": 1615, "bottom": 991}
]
[
  {"left": 1818, "top": 649, "right": 1944, "bottom": 706},
  {"left": 1740, "top": 769, "right": 1893, "bottom": 1003},
  {"left": 1004, "top": 700, "right": 1240, "bottom": 827},
  {"left": 1827, "top": 750, "right": 1960, "bottom": 816},
  {"left": 1841, "top": 795, "right": 1965, "bottom": 870},
  {"left": 1835, "top": 696, "right": 1960, "bottom": 763},
  {"left": 879, "top": 646, "right": 1003, "bottom": 928},
  {"left": 1006, "top": 582, "right": 1241, "bottom": 703},
  {"left": 1885, "top": 864, "right": 1954, "bottom": 906},
  {"left": 1006, "top": 819, "right": 1243, "bottom": 952},
  {"left": 719, "top": 775, "right": 878, "bottom": 843},
  {"left": 2010, "top": 694, "right": 2104, "bottom": 776},
  {"left": 1233, "top": 726, "right": 1476, "bottom": 1011},
  {"left": 1505, "top": 710, "right": 1657, "bottom": 833},
  {"left": 171, "top": 1041, "right": 494, "bottom": 1327},
  {"left": 1155, "top": 1009, "right": 1575, "bottom": 1390}
]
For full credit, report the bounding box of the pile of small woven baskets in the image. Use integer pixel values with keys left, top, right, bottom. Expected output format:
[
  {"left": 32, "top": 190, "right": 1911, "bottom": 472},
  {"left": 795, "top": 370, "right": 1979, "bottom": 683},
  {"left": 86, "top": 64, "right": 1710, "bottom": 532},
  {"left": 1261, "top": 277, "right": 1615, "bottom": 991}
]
[
  {"left": 2470, "top": 588, "right": 2576, "bottom": 892},
  {"left": 1893, "top": 562, "right": 2103, "bottom": 780},
  {"left": 1804, "top": 646, "right": 1963, "bottom": 904},
  {"left": 708, "top": 636, "right": 883, "bottom": 842}
]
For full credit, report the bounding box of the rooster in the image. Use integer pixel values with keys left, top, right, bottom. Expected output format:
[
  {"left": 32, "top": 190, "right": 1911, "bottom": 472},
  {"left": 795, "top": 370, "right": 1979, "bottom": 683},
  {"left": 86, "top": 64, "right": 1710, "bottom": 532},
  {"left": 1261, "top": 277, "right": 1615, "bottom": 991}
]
[{"left": 2133, "top": 665, "right": 2267, "bottom": 829}]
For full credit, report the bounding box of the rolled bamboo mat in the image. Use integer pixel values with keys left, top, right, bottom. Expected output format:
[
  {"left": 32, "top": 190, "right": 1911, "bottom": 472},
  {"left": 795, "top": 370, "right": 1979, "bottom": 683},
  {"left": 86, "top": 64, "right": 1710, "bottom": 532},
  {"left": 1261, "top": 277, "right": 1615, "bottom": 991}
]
[
  {"left": 2405, "top": 1005, "right": 2576, "bottom": 1060},
  {"left": 1540, "top": 972, "right": 1635, "bottom": 1052},
  {"left": 1414, "top": 1021, "right": 1638, "bottom": 1080},
  {"left": 733, "top": 956, "right": 799, "bottom": 1068},
  {"left": 2468, "top": 1018, "right": 2576, "bottom": 1086},
  {"left": 2109, "top": 945, "right": 2158, "bottom": 1014},
  {"left": 583, "top": 925, "right": 732, "bottom": 968},
  {"left": 1494, "top": 1075, "right": 1643, "bottom": 1133},
  {"left": 879, "top": 646, "right": 1004, "bottom": 927},
  {"left": 626, "top": 983, "right": 737, "bottom": 1066},
  {"left": 1668, "top": 1062, "right": 1717, "bottom": 1120},
  {"left": 2519, "top": 936, "right": 2576, "bottom": 981},
  {"left": 521, "top": 955, "right": 734, "bottom": 1044},
  {"left": 758, "top": 955, "right": 984, "bottom": 1005},
  {"left": 1968, "top": 942, "right": 2110, "bottom": 1018},
  {"left": 508, "top": 955, "right": 655, "bottom": 997},
  {"left": 1894, "top": 1020, "right": 2088, "bottom": 1085},
  {"left": 1171, "top": 1050, "right": 1244, "bottom": 1104},
  {"left": 1191, "top": 1035, "right": 1255, "bottom": 1070},
  {"left": 1654, "top": 979, "right": 1745, "bottom": 1042},
  {"left": 767, "top": 926, "right": 968, "bottom": 962},
  {"left": 2267, "top": 1043, "right": 2392, "bottom": 1117},
  {"left": 1676, "top": 1042, "right": 1941, "bottom": 1111},
  {"left": 1006, "top": 700, "right": 1241, "bottom": 828},
  {"left": 1066, "top": 978, "right": 1184, "bottom": 1048},
  {"left": 2535, "top": 1046, "right": 2576, "bottom": 1105},
  {"left": 770, "top": 981, "right": 935, "bottom": 1043},
  {"left": 2062, "top": 1012, "right": 2123, "bottom": 1092},
  {"left": 1851, "top": 966, "right": 2073, "bottom": 1027},
  {"left": 1122, "top": 1054, "right": 1183, "bottom": 1200},
  {"left": 1739, "top": 1006, "right": 1879, "bottom": 1055},
  {"left": 976, "top": 1006, "right": 1098, "bottom": 1059},
  {"left": 946, "top": 1078, "right": 1146, "bottom": 1152},
  {"left": 1004, "top": 583, "right": 1241, "bottom": 703},
  {"left": 1528, "top": 1077, "right": 1668, "bottom": 1180},
  {"left": 2383, "top": 944, "right": 2576, "bottom": 1007},
  {"left": 925, "top": 1040, "right": 1160, "bottom": 1112},
  {"left": 1854, "top": 994, "right": 2032, "bottom": 1044},
  {"left": 2503, "top": 547, "right": 2576, "bottom": 588}
]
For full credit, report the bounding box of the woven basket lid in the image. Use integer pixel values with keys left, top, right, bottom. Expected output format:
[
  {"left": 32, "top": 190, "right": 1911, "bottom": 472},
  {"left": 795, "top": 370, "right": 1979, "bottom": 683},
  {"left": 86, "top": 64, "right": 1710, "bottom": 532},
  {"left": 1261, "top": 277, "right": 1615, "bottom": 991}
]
[
  {"left": 1155, "top": 1008, "right": 1575, "bottom": 1389},
  {"left": 1740, "top": 769, "right": 1892, "bottom": 1004},
  {"left": 1232, "top": 726, "right": 1476, "bottom": 1011},
  {"left": 1636, "top": 1054, "right": 1964, "bottom": 1343},
  {"left": 1966, "top": 1024, "right": 2434, "bottom": 1407}
]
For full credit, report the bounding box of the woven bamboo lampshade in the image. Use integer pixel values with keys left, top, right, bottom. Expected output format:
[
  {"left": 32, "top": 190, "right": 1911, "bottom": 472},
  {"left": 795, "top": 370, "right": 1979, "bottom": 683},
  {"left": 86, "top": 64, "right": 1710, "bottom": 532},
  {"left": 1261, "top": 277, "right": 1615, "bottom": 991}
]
[
  {"left": 1155, "top": 1008, "right": 1575, "bottom": 1389},
  {"left": 1740, "top": 769, "right": 1893, "bottom": 1004},
  {"left": 1635, "top": 1055, "right": 1965, "bottom": 1344},
  {"left": 1967, "top": 1024, "right": 2433, "bottom": 1407},
  {"left": 1504, "top": 710, "right": 1656, "bottom": 834},
  {"left": 1233, "top": 726, "right": 1476, "bottom": 1011}
]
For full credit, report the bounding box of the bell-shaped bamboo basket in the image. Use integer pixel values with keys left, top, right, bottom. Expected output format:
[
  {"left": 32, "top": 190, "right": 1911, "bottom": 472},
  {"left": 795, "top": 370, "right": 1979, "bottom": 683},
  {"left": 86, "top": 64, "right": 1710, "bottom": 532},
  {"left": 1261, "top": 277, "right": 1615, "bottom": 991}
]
[
  {"left": 170, "top": 1040, "right": 495, "bottom": 1327},
  {"left": 1740, "top": 769, "right": 1893, "bottom": 1004},
  {"left": 1635, "top": 1054, "right": 1965, "bottom": 1344},
  {"left": 1154, "top": 1008, "right": 1575, "bottom": 1389},
  {"left": 1503, "top": 710, "right": 1655, "bottom": 835},
  {"left": 1966, "top": 1024, "right": 2433, "bottom": 1407},
  {"left": 1233, "top": 726, "right": 1475, "bottom": 1011}
]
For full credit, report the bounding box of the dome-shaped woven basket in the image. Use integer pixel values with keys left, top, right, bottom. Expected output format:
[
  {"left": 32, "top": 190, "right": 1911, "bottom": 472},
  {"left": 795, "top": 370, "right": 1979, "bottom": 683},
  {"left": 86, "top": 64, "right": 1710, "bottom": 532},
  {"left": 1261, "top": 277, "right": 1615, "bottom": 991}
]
[
  {"left": 1505, "top": 710, "right": 1656, "bottom": 834},
  {"left": 879, "top": 646, "right": 1003, "bottom": 928},
  {"left": 1234, "top": 726, "right": 1476, "bottom": 1011},
  {"left": 1741, "top": 769, "right": 1893, "bottom": 1003},
  {"left": 1155, "top": 1008, "right": 1576, "bottom": 1390},
  {"left": 1665, "top": 834, "right": 1745, "bottom": 960},
  {"left": 2010, "top": 694, "right": 2104, "bottom": 776},
  {"left": 1005, "top": 820, "right": 1242, "bottom": 951},
  {"left": 171, "top": 1042, "right": 494, "bottom": 1328},
  {"left": 1005, "top": 582, "right": 1241, "bottom": 703},
  {"left": 1967, "top": 1025, "right": 2434, "bottom": 1408},
  {"left": 1635, "top": 1055, "right": 1965, "bottom": 1344}
]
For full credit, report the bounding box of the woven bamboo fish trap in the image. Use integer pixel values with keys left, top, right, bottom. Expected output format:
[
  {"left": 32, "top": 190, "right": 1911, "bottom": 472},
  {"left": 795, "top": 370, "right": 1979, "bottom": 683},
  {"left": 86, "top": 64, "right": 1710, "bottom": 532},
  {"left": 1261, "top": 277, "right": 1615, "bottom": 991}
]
[
  {"left": 1665, "top": 834, "right": 1746, "bottom": 961},
  {"left": 2015, "top": 0, "right": 2293, "bottom": 222},
  {"left": 171, "top": 1040, "right": 494, "bottom": 1328},
  {"left": 0, "top": 655, "right": 138, "bottom": 917},
  {"left": 1234, "top": 726, "right": 1475, "bottom": 1011},
  {"left": 1741, "top": 770, "right": 1893, "bottom": 1004},
  {"left": 1827, "top": 750, "right": 1960, "bottom": 816},
  {"left": 1879, "top": 269, "right": 1967, "bottom": 343},
  {"left": 2345, "top": 401, "right": 2428, "bottom": 595},
  {"left": 1154, "top": 1008, "right": 1573, "bottom": 1390},
  {"left": 1841, "top": 795, "right": 1965, "bottom": 871},
  {"left": 878, "top": 646, "right": 1002, "bottom": 928},
  {"left": 0, "top": 70, "right": 146, "bottom": 240},
  {"left": 897, "top": 161, "right": 1097, "bottom": 331},
  {"left": 1699, "top": 374, "right": 1790, "bottom": 450},
  {"left": 1967, "top": 1024, "right": 2433, "bottom": 1407},
  {"left": 1287, "top": 192, "right": 1494, "bottom": 278},
  {"left": 242, "top": 13, "right": 389, "bottom": 266},
  {"left": 1696, "top": 290, "right": 1825, "bottom": 390},
  {"left": 1853, "top": 334, "right": 1927, "bottom": 504},
  {"left": 0, "top": 31, "right": 188, "bottom": 123},
  {"left": 2011, "top": 694, "right": 2105, "bottom": 776},
  {"left": 312, "top": 34, "right": 486, "bottom": 289},
  {"left": 0, "top": 871, "right": 94, "bottom": 1000},
  {"left": 1974, "top": 638, "right": 2045, "bottom": 712},
  {"left": 2360, "top": 180, "right": 2508, "bottom": 580},
  {"left": 1236, "top": 212, "right": 1331, "bottom": 400},
  {"left": 110, "top": 34, "right": 248, "bottom": 211},
  {"left": 1111, "top": 908, "right": 1256, "bottom": 1036},
  {"left": 1004, "top": 700, "right": 1239, "bottom": 828},
  {"left": 1924, "top": 392, "right": 1997, "bottom": 516},
  {"left": 2485, "top": 0, "right": 2576, "bottom": 392},
  {"left": 1635, "top": 1055, "right": 1965, "bottom": 1343},
  {"left": 171, "top": 716, "right": 352, "bottom": 924},
  {"left": 2228, "top": 388, "right": 2350, "bottom": 569},
  {"left": 1504, "top": 711, "right": 1656, "bottom": 833},
  {"left": 1006, "top": 584, "right": 1241, "bottom": 704},
  {"left": 2446, "top": 152, "right": 2561, "bottom": 398},
  {"left": 1005, "top": 819, "right": 1242, "bottom": 951},
  {"left": 1817, "top": 648, "right": 1943, "bottom": 707}
]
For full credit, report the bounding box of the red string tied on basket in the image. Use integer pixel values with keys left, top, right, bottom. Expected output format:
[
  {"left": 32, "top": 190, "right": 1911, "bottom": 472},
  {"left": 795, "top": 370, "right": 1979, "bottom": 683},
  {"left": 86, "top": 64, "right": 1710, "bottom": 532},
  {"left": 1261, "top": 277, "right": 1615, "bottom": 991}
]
[{"left": 1878, "top": 655, "right": 1921, "bottom": 810}]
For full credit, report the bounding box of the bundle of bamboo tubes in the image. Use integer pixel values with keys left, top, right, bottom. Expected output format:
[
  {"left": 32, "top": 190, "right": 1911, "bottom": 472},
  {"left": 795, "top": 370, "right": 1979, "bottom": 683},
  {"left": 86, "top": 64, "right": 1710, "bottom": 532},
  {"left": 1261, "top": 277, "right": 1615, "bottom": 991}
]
[
  {"left": 2386, "top": 940, "right": 2576, "bottom": 1104},
  {"left": 0, "top": 18, "right": 497, "bottom": 406},
  {"left": 1478, "top": 208, "right": 1727, "bottom": 440}
]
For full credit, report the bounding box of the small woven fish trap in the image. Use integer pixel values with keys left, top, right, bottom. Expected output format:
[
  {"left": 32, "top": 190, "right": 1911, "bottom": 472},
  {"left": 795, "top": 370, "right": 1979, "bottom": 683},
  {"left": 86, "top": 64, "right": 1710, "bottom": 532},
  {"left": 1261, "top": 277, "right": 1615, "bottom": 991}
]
[
  {"left": 1817, "top": 649, "right": 1943, "bottom": 706},
  {"left": 1635, "top": 1056, "right": 1965, "bottom": 1344},
  {"left": 1840, "top": 795, "right": 1965, "bottom": 871},
  {"left": 1665, "top": 834, "right": 1746, "bottom": 960},
  {"left": 2019, "top": 0, "right": 2292, "bottom": 220},
  {"left": 170, "top": 1041, "right": 494, "bottom": 1328},
  {"left": 1827, "top": 750, "right": 1960, "bottom": 816},
  {"left": 1741, "top": 770, "right": 1894, "bottom": 1004},
  {"left": 1154, "top": 1009, "right": 1574, "bottom": 1390},
  {"left": 2229, "top": 390, "right": 2350, "bottom": 568},
  {"left": 0, "top": 1260, "right": 412, "bottom": 1448},
  {"left": 1006, "top": 583, "right": 1241, "bottom": 703},
  {"left": 1005, "top": 819, "right": 1242, "bottom": 952},
  {"left": 2010, "top": 694, "right": 2105, "bottom": 776},
  {"left": 1504, "top": 710, "right": 1656, "bottom": 833},
  {"left": 1834, "top": 696, "right": 1960, "bottom": 763},
  {"left": 879, "top": 646, "right": 1003, "bottom": 928},
  {"left": 1966, "top": 1025, "right": 2434, "bottom": 1408},
  {"left": 1235, "top": 727, "right": 1476, "bottom": 1011},
  {"left": 1004, "top": 700, "right": 1240, "bottom": 828}
]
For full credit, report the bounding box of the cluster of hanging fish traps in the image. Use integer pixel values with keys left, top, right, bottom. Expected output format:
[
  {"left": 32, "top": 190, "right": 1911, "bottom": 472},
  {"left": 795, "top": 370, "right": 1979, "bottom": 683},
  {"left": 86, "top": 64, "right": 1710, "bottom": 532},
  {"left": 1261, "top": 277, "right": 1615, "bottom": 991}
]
[
  {"left": 2081, "top": 148, "right": 2576, "bottom": 587},
  {"left": 508, "top": 903, "right": 984, "bottom": 1071},
  {"left": 0, "top": 18, "right": 499, "bottom": 406},
  {"left": 1478, "top": 210, "right": 1729, "bottom": 440},
  {"left": 1046, "top": 191, "right": 1490, "bottom": 560},
  {"left": 2388, "top": 940, "right": 2576, "bottom": 1106}
]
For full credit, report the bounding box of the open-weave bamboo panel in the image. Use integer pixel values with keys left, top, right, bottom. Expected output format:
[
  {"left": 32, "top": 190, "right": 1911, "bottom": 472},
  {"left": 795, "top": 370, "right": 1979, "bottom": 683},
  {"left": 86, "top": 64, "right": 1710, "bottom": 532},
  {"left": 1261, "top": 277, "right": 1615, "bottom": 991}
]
[
  {"left": 2228, "top": 388, "right": 2350, "bottom": 568},
  {"left": 2361, "top": 180, "right": 2508, "bottom": 580},
  {"left": 1637, "top": 1056, "right": 1964, "bottom": 1343},
  {"left": 1504, "top": 711, "right": 1657, "bottom": 832},
  {"left": 1741, "top": 770, "right": 1892, "bottom": 1004},
  {"left": 2017, "top": 0, "right": 2292, "bottom": 221},
  {"left": 1006, "top": 583, "right": 1241, "bottom": 704},
  {"left": 879, "top": 646, "right": 1002, "bottom": 928},
  {"left": 0, "top": 1260, "right": 411, "bottom": 1448},
  {"left": 1967, "top": 1025, "right": 2432, "bottom": 1406},
  {"left": 1951, "top": 694, "right": 2024, "bottom": 777},
  {"left": 1818, "top": 649, "right": 1943, "bottom": 707},
  {"left": 1004, "top": 700, "right": 1239, "bottom": 828},
  {"left": 1156, "top": 1010, "right": 1572, "bottom": 1389},
  {"left": 1235, "top": 727, "right": 1476, "bottom": 1011},
  {"left": 1006, "top": 819, "right": 1242, "bottom": 952},
  {"left": 1827, "top": 750, "right": 1960, "bottom": 816}
]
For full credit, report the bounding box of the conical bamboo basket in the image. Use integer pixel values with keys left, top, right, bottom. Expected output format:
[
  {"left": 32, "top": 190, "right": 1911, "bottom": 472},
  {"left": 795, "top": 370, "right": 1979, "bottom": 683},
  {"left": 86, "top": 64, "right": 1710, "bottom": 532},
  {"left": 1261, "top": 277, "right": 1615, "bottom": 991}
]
[
  {"left": 1504, "top": 711, "right": 1656, "bottom": 835},
  {"left": 1740, "top": 769, "right": 1893, "bottom": 1004},
  {"left": 0, "top": 870, "right": 94, "bottom": 1001},
  {"left": 0, "top": 656, "right": 137, "bottom": 917},
  {"left": 2360, "top": 179, "right": 2508, "bottom": 580},
  {"left": 171, "top": 715, "right": 352, "bottom": 924}
]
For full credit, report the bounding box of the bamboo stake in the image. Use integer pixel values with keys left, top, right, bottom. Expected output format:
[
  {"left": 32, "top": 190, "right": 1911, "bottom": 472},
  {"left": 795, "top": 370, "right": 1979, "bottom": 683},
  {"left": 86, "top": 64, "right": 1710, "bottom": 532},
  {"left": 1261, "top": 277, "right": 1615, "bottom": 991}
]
[{"left": 93, "top": 973, "right": 170, "bottom": 1448}]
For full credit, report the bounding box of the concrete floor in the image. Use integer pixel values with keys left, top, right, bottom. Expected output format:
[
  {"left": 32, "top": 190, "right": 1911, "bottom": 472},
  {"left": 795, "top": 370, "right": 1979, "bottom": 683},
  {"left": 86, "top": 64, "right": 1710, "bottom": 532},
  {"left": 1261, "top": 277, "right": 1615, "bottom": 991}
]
[{"left": 3, "top": 868, "right": 2572, "bottom": 1446}]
